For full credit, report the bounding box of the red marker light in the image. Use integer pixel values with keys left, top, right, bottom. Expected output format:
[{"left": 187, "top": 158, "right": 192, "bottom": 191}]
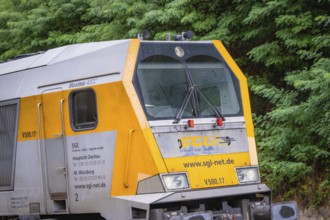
[
  {"left": 187, "top": 119, "right": 194, "bottom": 128},
  {"left": 216, "top": 118, "right": 223, "bottom": 127}
]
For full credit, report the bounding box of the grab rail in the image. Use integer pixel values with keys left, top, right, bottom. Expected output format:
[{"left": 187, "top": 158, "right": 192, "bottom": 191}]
[{"left": 124, "top": 129, "right": 135, "bottom": 188}]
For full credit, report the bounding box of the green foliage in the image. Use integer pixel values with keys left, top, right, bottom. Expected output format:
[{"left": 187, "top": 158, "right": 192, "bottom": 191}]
[
  {"left": 245, "top": 1, "right": 330, "bottom": 206},
  {"left": 0, "top": 0, "right": 329, "bottom": 208}
]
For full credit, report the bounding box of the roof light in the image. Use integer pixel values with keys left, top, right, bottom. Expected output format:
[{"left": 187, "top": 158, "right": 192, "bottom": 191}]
[
  {"left": 174, "top": 30, "right": 194, "bottom": 41},
  {"left": 136, "top": 29, "right": 151, "bottom": 40},
  {"left": 175, "top": 46, "right": 185, "bottom": 57}
]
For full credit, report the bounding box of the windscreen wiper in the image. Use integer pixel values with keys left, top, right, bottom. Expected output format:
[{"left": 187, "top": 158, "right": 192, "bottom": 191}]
[
  {"left": 173, "top": 85, "right": 195, "bottom": 123},
  {"left": 173, "top": 66, "right": 200, "bottom": 124},
  {"left": 195, "top": 86, "right": 225, "bottom": 121},
  {"left": 173, "top": 65, "right": 225, "bottom": 123}
]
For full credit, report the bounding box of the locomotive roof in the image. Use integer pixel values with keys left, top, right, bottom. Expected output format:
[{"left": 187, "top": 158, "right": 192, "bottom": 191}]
[
  {"left": 0, "top": 40, "right": 129, "bottom": 76},
  {"left": 0, "top": 40, "right": 131, "bottom": 100}
]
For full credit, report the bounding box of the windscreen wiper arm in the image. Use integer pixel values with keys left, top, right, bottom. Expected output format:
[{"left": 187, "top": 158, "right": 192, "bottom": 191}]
[
  {"left": 173, "top": 66, "right": 200, "bottom": 124},
  {"left": 173, "top": 64, "right": 225, "bottom": 123},
  {"left": 184, "top": 64, "right": 224, "bottom": 121},
  {"left": 173, "top": 85, "right": 195, "bottom": 124},
  {"left": 195, "top": 86, "right": 225, "bottom": 121}
]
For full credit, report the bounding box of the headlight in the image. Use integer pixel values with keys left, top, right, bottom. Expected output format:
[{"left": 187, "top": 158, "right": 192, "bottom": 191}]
[
  {"left": 161, "top": 173, "right": 190, "bottom": 191},
  {"left": 236, "top": 167, "right": 260, "bottom": 183}
]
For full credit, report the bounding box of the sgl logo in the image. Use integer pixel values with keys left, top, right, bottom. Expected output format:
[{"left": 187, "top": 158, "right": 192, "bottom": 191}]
[{"left": 178, "top": 136, "right": 235, "bottom": 149}]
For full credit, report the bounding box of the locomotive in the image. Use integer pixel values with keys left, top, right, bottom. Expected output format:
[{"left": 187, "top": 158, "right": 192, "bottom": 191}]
[{"left": 0, "top": 33, "right": 297, "bottom": 219}]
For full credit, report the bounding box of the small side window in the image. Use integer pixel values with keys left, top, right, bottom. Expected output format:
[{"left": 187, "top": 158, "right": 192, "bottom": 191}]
[
  {"left": 0, "top": 99, "right": 19, "bottom": 191},
  {"left": 69, "top": 89, "right": 98, "bottom": 131}
]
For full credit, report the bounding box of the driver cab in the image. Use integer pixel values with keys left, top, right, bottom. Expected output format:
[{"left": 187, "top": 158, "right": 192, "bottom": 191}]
[{"left": 134, "top": 42, "right": 242, "bottom": 121}]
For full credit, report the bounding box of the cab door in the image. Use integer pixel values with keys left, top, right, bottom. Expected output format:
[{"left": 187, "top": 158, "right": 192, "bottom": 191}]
[{"left": 41, "top": 88, "right": 68, "bottom": 208}]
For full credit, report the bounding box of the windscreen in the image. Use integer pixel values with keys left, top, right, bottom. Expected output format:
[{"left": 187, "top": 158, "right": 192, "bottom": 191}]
[
  {"left": 187, "top": 55, "right": 240, "bottom": 117},
  {"left": 137, "top": 56, "right": 193, "bottom": 118},
  {"left": 135, "top": 43, "right": 242, "bottom": 120}
]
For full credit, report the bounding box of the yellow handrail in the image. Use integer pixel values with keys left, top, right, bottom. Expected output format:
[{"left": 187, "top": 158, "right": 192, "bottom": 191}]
[{"left": 124, "top": 129, "right": 135, "bottom": 188}]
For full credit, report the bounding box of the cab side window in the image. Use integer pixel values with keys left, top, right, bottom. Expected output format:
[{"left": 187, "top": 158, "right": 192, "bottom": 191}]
[{"left": 69, "top": 89, "right": 98, "bottom": 131}]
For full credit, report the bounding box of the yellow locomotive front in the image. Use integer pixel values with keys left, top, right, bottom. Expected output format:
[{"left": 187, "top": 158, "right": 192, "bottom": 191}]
[{"left": 125, "top": 39, "right": 271, "bottom": 220}]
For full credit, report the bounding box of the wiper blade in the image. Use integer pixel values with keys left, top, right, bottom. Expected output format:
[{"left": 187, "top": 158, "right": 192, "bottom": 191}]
[
  {"left": 195, "top": 86, "right": 225, "bottom": 121},
  {"left": 173, "top": 64, "right": 225, "bottom": 123},
  {"left": 173, "top": 85, "right": 195, "bottom": 124},
  {"left": 184, "top": 66, "right": 200, "bottom": 116},
  {"left": 173, "top": 65, "right": 200, "bottom": 124}
]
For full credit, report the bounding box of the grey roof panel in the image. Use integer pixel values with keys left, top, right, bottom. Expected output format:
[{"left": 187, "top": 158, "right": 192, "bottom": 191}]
[
  {"left": 29, "top": 46, "right": 68, "bottom": 68},
  {"left": 48, "top": 40, "right": 128, "bottom": 65},
  {"left": 0, "top": 54, "right": 43, "bottom": 75},
  {"left": 0, "top": 40, "right": 130, "bottom": 75},
  {"left": 0, "top": 39, "right": 132, "bottom": 100},
  {"left": 0, "top": 72, "right": 26, "bottom": 100}
]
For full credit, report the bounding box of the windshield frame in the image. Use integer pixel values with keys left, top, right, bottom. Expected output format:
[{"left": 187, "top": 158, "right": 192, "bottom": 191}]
[{"left": 133, "top": 42, "right": 243, "bottom": 121}]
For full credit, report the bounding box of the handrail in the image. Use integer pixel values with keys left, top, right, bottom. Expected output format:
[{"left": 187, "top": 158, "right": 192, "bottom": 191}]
[
  {"left": 37, "top": 103, "right": 43, "bottom": 145},
  {"left": 60, "top": 98, "right": 70, "bottom": 212},
  {"left": 124, "top": 129, "right": 135, "bottom": 188},
  {"left": 60, "top": 99, "right": 65, "bottom": 137},
  {"left": 37, "top": 102, "right": 48, "bottom": 212}
]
